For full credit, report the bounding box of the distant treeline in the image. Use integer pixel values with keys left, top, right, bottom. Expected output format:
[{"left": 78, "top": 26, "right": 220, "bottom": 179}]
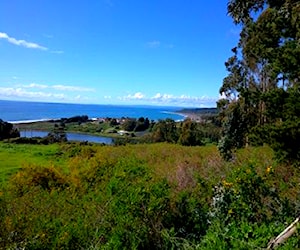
[
  {"left": 58, "top": 115, "right": 89, "bottom": 124},
  {"left": 177, "top": 107, "right": 218, "bottom": 115}
]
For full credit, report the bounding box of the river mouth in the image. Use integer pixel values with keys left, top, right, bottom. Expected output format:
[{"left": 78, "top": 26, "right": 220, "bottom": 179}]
[{"left": 20, "top": 130, "right": 113, "bottom": 144}]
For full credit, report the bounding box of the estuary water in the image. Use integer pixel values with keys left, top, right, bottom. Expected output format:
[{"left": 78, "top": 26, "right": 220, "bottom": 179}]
[{"left": 20, "top": 130, "right": 113, "bottom": 144}]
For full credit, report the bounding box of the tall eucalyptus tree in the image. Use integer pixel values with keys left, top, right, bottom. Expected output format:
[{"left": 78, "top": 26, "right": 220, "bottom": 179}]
[{"left": 218, "top": 0, "right": 300, "bottom": 162}]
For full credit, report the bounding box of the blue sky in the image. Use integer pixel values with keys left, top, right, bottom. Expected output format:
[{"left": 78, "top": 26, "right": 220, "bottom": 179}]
[{"left": 0, "top": 0, "right": 239, "bottom": 107}]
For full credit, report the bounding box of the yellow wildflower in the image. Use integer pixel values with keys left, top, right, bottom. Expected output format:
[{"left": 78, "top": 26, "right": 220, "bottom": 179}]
[
  {"left": 266, "top": 166, "right": 272, "bottom": 174},
  {"left": 222, "top": 180, "right": 233, "bottom": 188}
]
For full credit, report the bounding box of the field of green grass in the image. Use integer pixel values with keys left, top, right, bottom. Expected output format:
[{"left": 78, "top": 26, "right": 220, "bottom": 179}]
[
  {"left": 0, "top": 143, "right": 67, "bottom": 184},
  {"left": 0, "top": 142, "right": 299, "bottom": 249}
]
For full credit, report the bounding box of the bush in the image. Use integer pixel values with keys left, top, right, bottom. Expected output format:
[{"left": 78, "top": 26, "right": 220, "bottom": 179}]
[
  {"left": 0, "top": 119, "right": 20, "bottom": 140},
  {"left": 0, "top": 143, "right": 299, "bottom": 248}
]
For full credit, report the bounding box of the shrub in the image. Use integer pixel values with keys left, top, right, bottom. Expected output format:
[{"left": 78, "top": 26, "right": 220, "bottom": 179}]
[{"left": 0, "top": 119, "right": 20, "bottom": 140}]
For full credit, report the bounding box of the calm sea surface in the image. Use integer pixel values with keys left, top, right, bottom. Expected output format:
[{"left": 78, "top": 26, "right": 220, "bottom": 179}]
[{"left": 0, "top": 100, "right": 185, "bottom": 123}]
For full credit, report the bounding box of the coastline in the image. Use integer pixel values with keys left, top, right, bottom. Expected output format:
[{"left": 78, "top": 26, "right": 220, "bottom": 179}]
[
  {"left": 10, "top": 108, "right": 216, "bottom": 144},
  {"left": 161, "top": 111, "right": 187, "bottom": 121},
  {"left": 0, "top": 100, "right": 186, "bottom": 122},
  {"left": 9, "top": 119, "right": 53, "bottom": 124},
  {"left": 173, "top": 107, "right": 218, "bottom": 121},
  {"left": 171, "top": 111, "right": 202, "bottom": 121}
]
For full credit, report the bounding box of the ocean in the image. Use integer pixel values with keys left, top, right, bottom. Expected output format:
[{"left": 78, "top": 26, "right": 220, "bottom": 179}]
[{"left": 0, "top": 100, "right": 186, "bottom": 123}]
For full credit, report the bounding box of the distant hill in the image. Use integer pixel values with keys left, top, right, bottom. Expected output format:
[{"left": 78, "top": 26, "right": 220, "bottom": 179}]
[{"left": 176, "top": 107, "right": 218, "bottom": 115}]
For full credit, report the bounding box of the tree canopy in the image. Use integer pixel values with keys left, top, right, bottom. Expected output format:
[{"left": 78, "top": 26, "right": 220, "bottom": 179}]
[
  {"left": 0, "top": 119, "right": 20, "bottom": 140},
  {"left": 218, "top": 0, "right": 300, "bottom": 163}
]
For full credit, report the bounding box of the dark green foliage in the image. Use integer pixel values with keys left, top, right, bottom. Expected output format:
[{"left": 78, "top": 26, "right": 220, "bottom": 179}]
[
  {"left": 134, "top": 117, "right": 150, "bottom": 132},
  {"left": 0, "top": 119, "right": 20, "bottom": 140},
  {"left": 178, "top": 119, "right": 204, "bottom": 146},
  {"left": 262, "top": 120, "right": 300, "bottom": 164},
  {"left": 177, "top": 108, "right": 217, "bottom": 115},
  {"left": 198, "top": 122, "right": 221, "bottom": 144},
  {"left": 60, "top": 115, "right": 89, "bottom": 124},
  {"left": 262, "top": 88, "right": 288, "bottom": 121},
  {"left": 144, "top": 118, "right": 220, "bottom": 146},
  {"left": 253, "top": 85, "right": 300, "bottom": 164},
  {"left": 102, "top": 167, "right": 171, "bottom": 248},
  {"left": 151, "top": 119, "right": 179, "bottom": 143},
  {"left": 164, "top": 191, "right": 209, "bottom": 243},
  {"left": 121, "top": 117, "right": 150, "bottom": 132},
  {"left": 211, "top": 164, "right": 283, "bottom": 224},
  {"left": 219, "top": 0, "right": 300, "bottom": 163},
  {"left": 109, "top": 118, "right": 119, "bottom": 126},
  {"left": 218, "top": 102, "right": 249, "bottom": 160},
  {"left": 46, "top": 123, "right": 67, "bottom": 143},
  {"left": 200, "top": 162, "right": 298, "bottom": 249},
  {"left": 121, "top": 118, "right": 137, "bottom": 131}
]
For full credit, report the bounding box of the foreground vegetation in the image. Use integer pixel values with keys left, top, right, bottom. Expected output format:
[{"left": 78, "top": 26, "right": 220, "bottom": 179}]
[
  {"left": 0, "top": 142, "right": 299, "bottom": 249},
  {"left": 218, "top": 0, "right": 300, "bottom": 165}
]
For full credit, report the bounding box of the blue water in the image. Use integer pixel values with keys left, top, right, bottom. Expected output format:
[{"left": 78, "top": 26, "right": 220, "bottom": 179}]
[
  {"left": 20, "top": 130, "right": 113, "bottom": 144},
  {"left": 0, "top": 100, "right": 185, "bottom": 123}
]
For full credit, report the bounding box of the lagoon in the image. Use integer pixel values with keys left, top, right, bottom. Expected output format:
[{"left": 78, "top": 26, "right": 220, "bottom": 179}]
[{"left": 20, "top": 130, "right": 113, "bottom": 144}]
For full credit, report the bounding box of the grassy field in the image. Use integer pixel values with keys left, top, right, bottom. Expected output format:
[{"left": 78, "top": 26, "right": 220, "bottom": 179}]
[
  {"left": 0, "top": 142, "right": 299, "bottom": 249},
  {"left": 0, "top": 143, "right": 67, "bottom": 184}
]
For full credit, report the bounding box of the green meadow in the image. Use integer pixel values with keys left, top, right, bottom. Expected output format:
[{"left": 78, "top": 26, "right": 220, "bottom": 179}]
[
  {"left": 0, "top": 142, "right": 299, "bottom": 249},
  {"left": 0, "top": 143, "right": 67, "bottom": 185}
]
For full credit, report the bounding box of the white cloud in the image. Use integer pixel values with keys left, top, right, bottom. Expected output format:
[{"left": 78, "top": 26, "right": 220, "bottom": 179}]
[
  {"left": 219, "top": 92, "right": 227, "bottom": 99},
  {"left": 0, "top": 87, "right": 65, "bottom": 100},
  {"left": 119, "top": 92, "right": 218, "bottom": 107},
  {"left": 0, "top": 32, "right": 47, "bottom": 50},
  {"left": 24, "top": 83, "right": 48, "bottom": 89},
  {"left": 0, "top": 82, "right": 95, "bottom": 103},
  {"left": 153, "top": 93, "right": 162, "bottom": 99},
  {"left": 122, "top": 92, "right": 145, "bottom": 100},
  {"left": 52, "top": 85, "right": 94, "bottom": 92},
  {"left": 146, "top": 41, "right": 175, "bottom": 49},
  {"left": 21, "top": 83, "right": 94, "bottom": 92},
  {"left": 133, "top": 92, "right": 145, "bottom": 99},
  {"left": 0, "top": 86, "right": 96, "bottom": 103},
  {"left": 151, "top": 93, "right": 217, "bottom": 106},
  {"left": 146, "top": 40, "right": 161, "bottom": 48},
  {"left": 152, "top": 93, "right": 173, "bottom": 101}
]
